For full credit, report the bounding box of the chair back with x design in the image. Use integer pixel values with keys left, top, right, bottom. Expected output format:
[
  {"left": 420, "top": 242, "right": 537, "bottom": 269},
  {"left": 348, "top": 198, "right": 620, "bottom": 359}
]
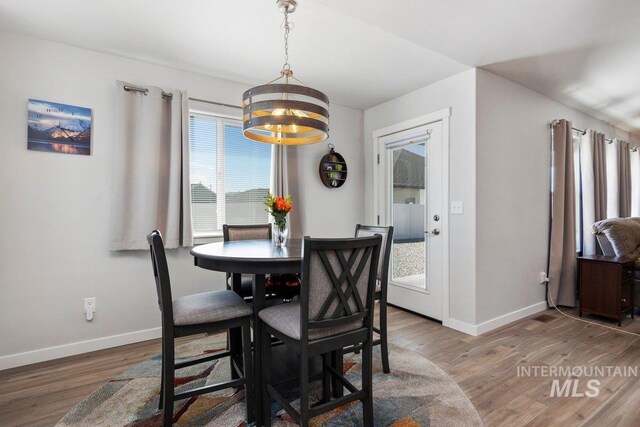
[{"left": 299, "top": 235, "right": 382, "bottom": 343}]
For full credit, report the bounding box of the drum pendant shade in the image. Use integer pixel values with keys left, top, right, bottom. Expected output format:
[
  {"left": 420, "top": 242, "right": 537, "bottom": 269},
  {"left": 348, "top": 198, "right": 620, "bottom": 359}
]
[{"left": 242, "top": 0, "right": 329, "bottom": 145}]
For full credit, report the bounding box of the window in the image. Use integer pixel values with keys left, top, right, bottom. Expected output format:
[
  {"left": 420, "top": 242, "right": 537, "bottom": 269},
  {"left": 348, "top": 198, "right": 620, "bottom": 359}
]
[{"left": 189, "top": 112, "right": 271, "bottom": 236}]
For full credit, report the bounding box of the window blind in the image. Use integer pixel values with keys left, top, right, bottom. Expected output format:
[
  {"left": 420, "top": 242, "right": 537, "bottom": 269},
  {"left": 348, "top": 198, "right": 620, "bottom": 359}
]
[{"left": 189, "top": 113, "right": 271, "bottom": 236}]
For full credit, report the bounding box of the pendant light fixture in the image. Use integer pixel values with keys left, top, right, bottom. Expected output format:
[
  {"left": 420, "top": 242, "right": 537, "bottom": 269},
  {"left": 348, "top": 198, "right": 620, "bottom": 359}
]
[{"left": 242, "top": 0, "right": 329, "bottom": 145}]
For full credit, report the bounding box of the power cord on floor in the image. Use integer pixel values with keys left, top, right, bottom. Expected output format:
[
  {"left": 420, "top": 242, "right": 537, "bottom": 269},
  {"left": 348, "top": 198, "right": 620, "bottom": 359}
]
[{"left": 547, "top": 286, "right": 640, "bottom": 338}]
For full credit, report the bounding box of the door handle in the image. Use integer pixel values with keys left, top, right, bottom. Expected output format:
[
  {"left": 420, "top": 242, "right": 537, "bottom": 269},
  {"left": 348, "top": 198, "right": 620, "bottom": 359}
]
[{"left": 425, "top": 228, "right": 440, "bottom": 236}]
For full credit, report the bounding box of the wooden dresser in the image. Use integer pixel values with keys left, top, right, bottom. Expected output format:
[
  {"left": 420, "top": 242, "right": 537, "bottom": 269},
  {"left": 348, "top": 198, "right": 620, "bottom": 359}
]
[{"left": 578, "top": 255, "right": 635, "bottom": 326}]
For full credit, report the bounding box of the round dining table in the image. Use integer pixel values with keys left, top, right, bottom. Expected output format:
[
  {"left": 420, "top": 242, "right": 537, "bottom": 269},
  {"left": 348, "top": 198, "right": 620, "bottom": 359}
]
[{"left": 190, "top": 238, "right": 303, "bottom": 424}]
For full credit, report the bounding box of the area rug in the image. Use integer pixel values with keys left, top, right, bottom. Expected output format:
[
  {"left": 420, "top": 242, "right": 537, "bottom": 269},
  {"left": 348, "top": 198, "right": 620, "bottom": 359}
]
[{"left": 56, "top": 333, "right": 482, "bottom": 426}]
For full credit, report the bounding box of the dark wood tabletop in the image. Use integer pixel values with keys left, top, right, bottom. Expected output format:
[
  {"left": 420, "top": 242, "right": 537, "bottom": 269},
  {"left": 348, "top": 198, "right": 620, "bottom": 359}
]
[{"left": 190, "top": 238, "right": 303, "bottom": 274}]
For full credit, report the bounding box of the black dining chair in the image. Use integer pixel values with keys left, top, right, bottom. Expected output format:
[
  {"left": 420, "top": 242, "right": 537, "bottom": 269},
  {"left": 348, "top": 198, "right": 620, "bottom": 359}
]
[
  {"left": 353, "top": 224, "right": 394, "bottom": 373},
  {"left": 259, "top": 235, "right": 382, "bottom": 426},
  {"left": 147, "top": 230, "right": 254, "bottom": 427},
  {"left": 223, "top": 224, "right": 273, "bottom": 299},
  {"left": 223, "top": 223, "right": 301, "bottom": 302}
]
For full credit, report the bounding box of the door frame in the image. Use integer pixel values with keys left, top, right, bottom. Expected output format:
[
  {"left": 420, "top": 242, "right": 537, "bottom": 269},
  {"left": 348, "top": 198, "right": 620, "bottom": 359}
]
[{"left": 371, "top": 107, "right": 451, "bottom": 324}]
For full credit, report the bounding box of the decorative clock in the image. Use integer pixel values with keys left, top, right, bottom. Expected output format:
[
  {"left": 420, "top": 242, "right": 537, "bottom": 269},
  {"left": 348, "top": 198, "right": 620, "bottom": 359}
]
[
  {"left": 27, "top": 99, "right": 92, "bottom": 155},
  {"left": 319, "top": 144, "right": 348, "bottom": 188}
]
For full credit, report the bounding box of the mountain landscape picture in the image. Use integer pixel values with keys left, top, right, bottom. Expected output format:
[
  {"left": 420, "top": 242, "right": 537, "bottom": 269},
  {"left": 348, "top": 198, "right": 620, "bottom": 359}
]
[{"left": 28, "top": 99, "right": 92, "bottom": 155}]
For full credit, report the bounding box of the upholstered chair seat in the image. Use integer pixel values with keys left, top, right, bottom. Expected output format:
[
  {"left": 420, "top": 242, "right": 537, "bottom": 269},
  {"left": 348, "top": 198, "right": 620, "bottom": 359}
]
[
  {"left": 259, "top": 302, "right": 362, "bottom": 341},
  {"left": 173, "top": 290, "right": 252, "bottom": 326}
]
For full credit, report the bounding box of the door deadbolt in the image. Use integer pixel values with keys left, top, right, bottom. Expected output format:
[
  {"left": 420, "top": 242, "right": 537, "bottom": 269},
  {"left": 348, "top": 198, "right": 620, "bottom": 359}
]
[{"left": 433, "top": 214, "right": 440, "bottom": 221}]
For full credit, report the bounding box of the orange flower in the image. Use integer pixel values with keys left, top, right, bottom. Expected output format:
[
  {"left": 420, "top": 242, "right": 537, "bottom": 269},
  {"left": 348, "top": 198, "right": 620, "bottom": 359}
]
[{"left": 275, "top": 197, "right": 287, "bottom": 211}]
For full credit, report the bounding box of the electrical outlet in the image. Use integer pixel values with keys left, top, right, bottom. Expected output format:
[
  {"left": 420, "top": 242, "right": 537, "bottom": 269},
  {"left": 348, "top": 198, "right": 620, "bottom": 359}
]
[
  {"left": 539, "top": 272, "right": 549, "bottom": 284},
  {"left": 84, "top": 297, "right": 96, "bottom": 321}
]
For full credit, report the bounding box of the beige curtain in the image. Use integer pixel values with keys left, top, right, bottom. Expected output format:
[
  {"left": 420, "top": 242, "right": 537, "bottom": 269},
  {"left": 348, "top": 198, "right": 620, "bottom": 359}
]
[
  {"left": 631, "top": 148, "right": 640, "bottom": 217},
  {"left": 110, "top": 81, "right": 192, "bottom": 250},
  {"left": 270, "top": 144, "right": 299, "bottom": 235},
  {"left": 579, "top": 130, "right": 607, "bottom": 255},
  {"left": 616, "top": 139, "right": 631, "bottom": 217},
  {"left": 270, "top": 145, "right": 289, "bottom": 198},
  {"left": 549, "top": 120, "right": 577, "bottom": 307}
]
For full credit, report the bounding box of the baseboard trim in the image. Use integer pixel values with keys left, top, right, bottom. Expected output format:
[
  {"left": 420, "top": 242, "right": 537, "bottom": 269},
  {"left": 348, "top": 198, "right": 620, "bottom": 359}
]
[
  {"left": 445, "top": 301, "right": 548, "bottom": 336},
  {"left": 0, "top": 327, "right": 162, "bottom": 371},
  {"left": 476, "top": 301, "right": 547, "bottom": 335},
  {"left": 443, "top": 318, "right": 479, "bottom": 335}
]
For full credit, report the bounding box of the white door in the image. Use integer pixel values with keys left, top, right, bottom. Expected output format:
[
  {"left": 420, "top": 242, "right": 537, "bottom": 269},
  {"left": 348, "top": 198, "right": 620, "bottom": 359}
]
[{"left": 378, "top": 121, "right": 445, "bottom": 320}]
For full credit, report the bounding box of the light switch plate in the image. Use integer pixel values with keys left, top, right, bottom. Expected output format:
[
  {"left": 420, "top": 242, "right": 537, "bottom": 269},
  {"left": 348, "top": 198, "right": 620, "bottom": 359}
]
[{"left": 451, "top": 201, "right": 463, "bottom": 214}]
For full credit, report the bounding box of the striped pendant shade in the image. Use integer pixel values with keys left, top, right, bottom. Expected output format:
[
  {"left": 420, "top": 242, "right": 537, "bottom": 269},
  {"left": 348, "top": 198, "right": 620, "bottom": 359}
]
[
  {"left": 242, "top": 82, "right": 329, "bottom": 145},
  {"left": 242, "top": 0, "right": 329, "bottom": 145}
]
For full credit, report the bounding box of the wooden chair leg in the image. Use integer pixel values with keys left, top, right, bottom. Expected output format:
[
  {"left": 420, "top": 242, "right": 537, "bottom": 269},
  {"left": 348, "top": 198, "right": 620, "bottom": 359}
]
[
  {"left": 300, "top": 349, "right": 310, "bottom": 427},
  {"left": 262, "top": 327, "right": 272, "bottom": 427},
  {"left": 158, "top": 353, "right": 164, "bottom": 410},
  {"left": 161, "top": 335, "right": 175, "bottom": 427},
  {"left": 379, "top": 299, "right": 390, "bottom": 374},
  {"left": 362, "top": 338, "right": 374, "bottom": 427},
  {"left": 322, "top": 353, "right": 331, "bottom": 404},
  {"left": 241, "top": 318, "right": 254, "bottom": 425},
  {"left": 229, "top": 326, "right": 242, "bottom": 380},
  {"left": 331, "top": 350, "right": 344, "bottom": 398}
]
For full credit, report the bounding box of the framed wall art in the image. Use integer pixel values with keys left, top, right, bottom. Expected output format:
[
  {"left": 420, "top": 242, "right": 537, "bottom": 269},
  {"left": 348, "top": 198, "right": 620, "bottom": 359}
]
[{"left": 27, "top": 99, "right": 92, "bottom": 155}]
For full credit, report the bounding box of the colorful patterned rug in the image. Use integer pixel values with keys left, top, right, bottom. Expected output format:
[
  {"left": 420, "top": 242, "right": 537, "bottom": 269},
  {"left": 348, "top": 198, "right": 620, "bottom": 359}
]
[{"left": 56, "top": 333, "right": 482, "bottom": 426}]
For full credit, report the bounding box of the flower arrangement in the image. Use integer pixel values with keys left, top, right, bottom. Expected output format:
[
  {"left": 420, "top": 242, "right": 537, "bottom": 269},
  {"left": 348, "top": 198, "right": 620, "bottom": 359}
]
[{"left": 264, "top": 193, "right": 293, "bottom": 246}]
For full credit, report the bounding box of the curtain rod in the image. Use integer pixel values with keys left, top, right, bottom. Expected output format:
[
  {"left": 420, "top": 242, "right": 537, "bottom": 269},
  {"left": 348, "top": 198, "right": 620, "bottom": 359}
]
[
  {"left": 121, "top": 87, "right": 242, "bottom": 111},
  {"left": 188, "top": 97, "right": 242, "bottom": 110},
  {"left": 570, "top": 125, "right": 615, "bottom": 144},
  {"left": 122, "top": 87, "right": 245, "bottom": 112},
  {"left": 550, "top": 120, "right": 625, "bottom": 147},
  {"left": 123, "top": 85, "right": 173, "bottom": 99}
]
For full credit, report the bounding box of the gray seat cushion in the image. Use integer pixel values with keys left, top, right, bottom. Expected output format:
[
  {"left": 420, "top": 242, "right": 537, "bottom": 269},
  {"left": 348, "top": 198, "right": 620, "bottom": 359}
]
[
  {"left": 173, "top": 290, "right": 251, "bottom": 326},
  {"left": 259, "top": 302, "right": 362, "bottom": 341}
]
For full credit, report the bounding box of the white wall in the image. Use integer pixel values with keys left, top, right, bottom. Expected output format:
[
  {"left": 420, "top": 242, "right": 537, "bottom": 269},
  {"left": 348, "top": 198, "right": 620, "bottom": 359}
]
[
  {"left": 0, "top": 32, "right": 364, "bottom": 368},
  {"left": 364, "top": 69, "right": 477, "bottom": 326},
  {"left": 363, "top": 67, "right": 633, "bottom": 334},
  {"left": 288, "top": 104, "right": 364, "bottom": 239},
  {"left": 475, "top": 68, "right": 632, "bottom": 324}
]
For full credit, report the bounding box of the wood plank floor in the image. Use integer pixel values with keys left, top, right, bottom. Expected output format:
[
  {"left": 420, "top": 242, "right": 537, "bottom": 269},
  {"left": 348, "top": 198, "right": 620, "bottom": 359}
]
[{"left": 0, "top": 306, "right": 638, "bottom": 427}]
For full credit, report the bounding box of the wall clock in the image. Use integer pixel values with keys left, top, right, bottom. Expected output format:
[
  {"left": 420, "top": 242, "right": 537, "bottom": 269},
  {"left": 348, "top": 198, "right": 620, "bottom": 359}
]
[
  {"left": 319, "top": 144, "right": 348, "bottom": 188},
  {"left": 27, "top": 99, "right": 92, "bottom": 155}
]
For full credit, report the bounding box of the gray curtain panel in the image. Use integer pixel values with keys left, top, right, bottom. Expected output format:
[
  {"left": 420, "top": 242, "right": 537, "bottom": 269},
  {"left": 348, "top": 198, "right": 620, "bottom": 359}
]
[
  {"left": 110, "top": 81, "right": 193, "bottom": 250},
  {"left": 270, "top": 145, "right": 289, "bottom": 198},
  {"left": 270, "top": 144, "right": 300, "bottom": 235},
  {"left": 616, "top": 139, "right": 631, "bottom": 217},
  {"left": 593, "top": 132, "right": 608, "bottom": 222},
  {"left": 549, "top": 120, "right": 577, "bottom": 307},
  {"left": 579, "top": 130, "right": 607, "bottom": 255},
  {"left": 631, "top": 149, "right": 640, "bottom": 217}
]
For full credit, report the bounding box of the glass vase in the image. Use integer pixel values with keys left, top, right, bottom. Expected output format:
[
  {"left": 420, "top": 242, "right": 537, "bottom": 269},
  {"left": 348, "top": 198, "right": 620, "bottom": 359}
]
[{"left": 273, "top": 222, "right": 289, "bottom": 247}]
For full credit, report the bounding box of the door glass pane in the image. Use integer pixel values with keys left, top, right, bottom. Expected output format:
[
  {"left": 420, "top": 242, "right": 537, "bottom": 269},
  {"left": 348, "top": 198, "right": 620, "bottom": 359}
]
[{"left": 391, "top": 143, "right": 426, "bottom": 288}]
